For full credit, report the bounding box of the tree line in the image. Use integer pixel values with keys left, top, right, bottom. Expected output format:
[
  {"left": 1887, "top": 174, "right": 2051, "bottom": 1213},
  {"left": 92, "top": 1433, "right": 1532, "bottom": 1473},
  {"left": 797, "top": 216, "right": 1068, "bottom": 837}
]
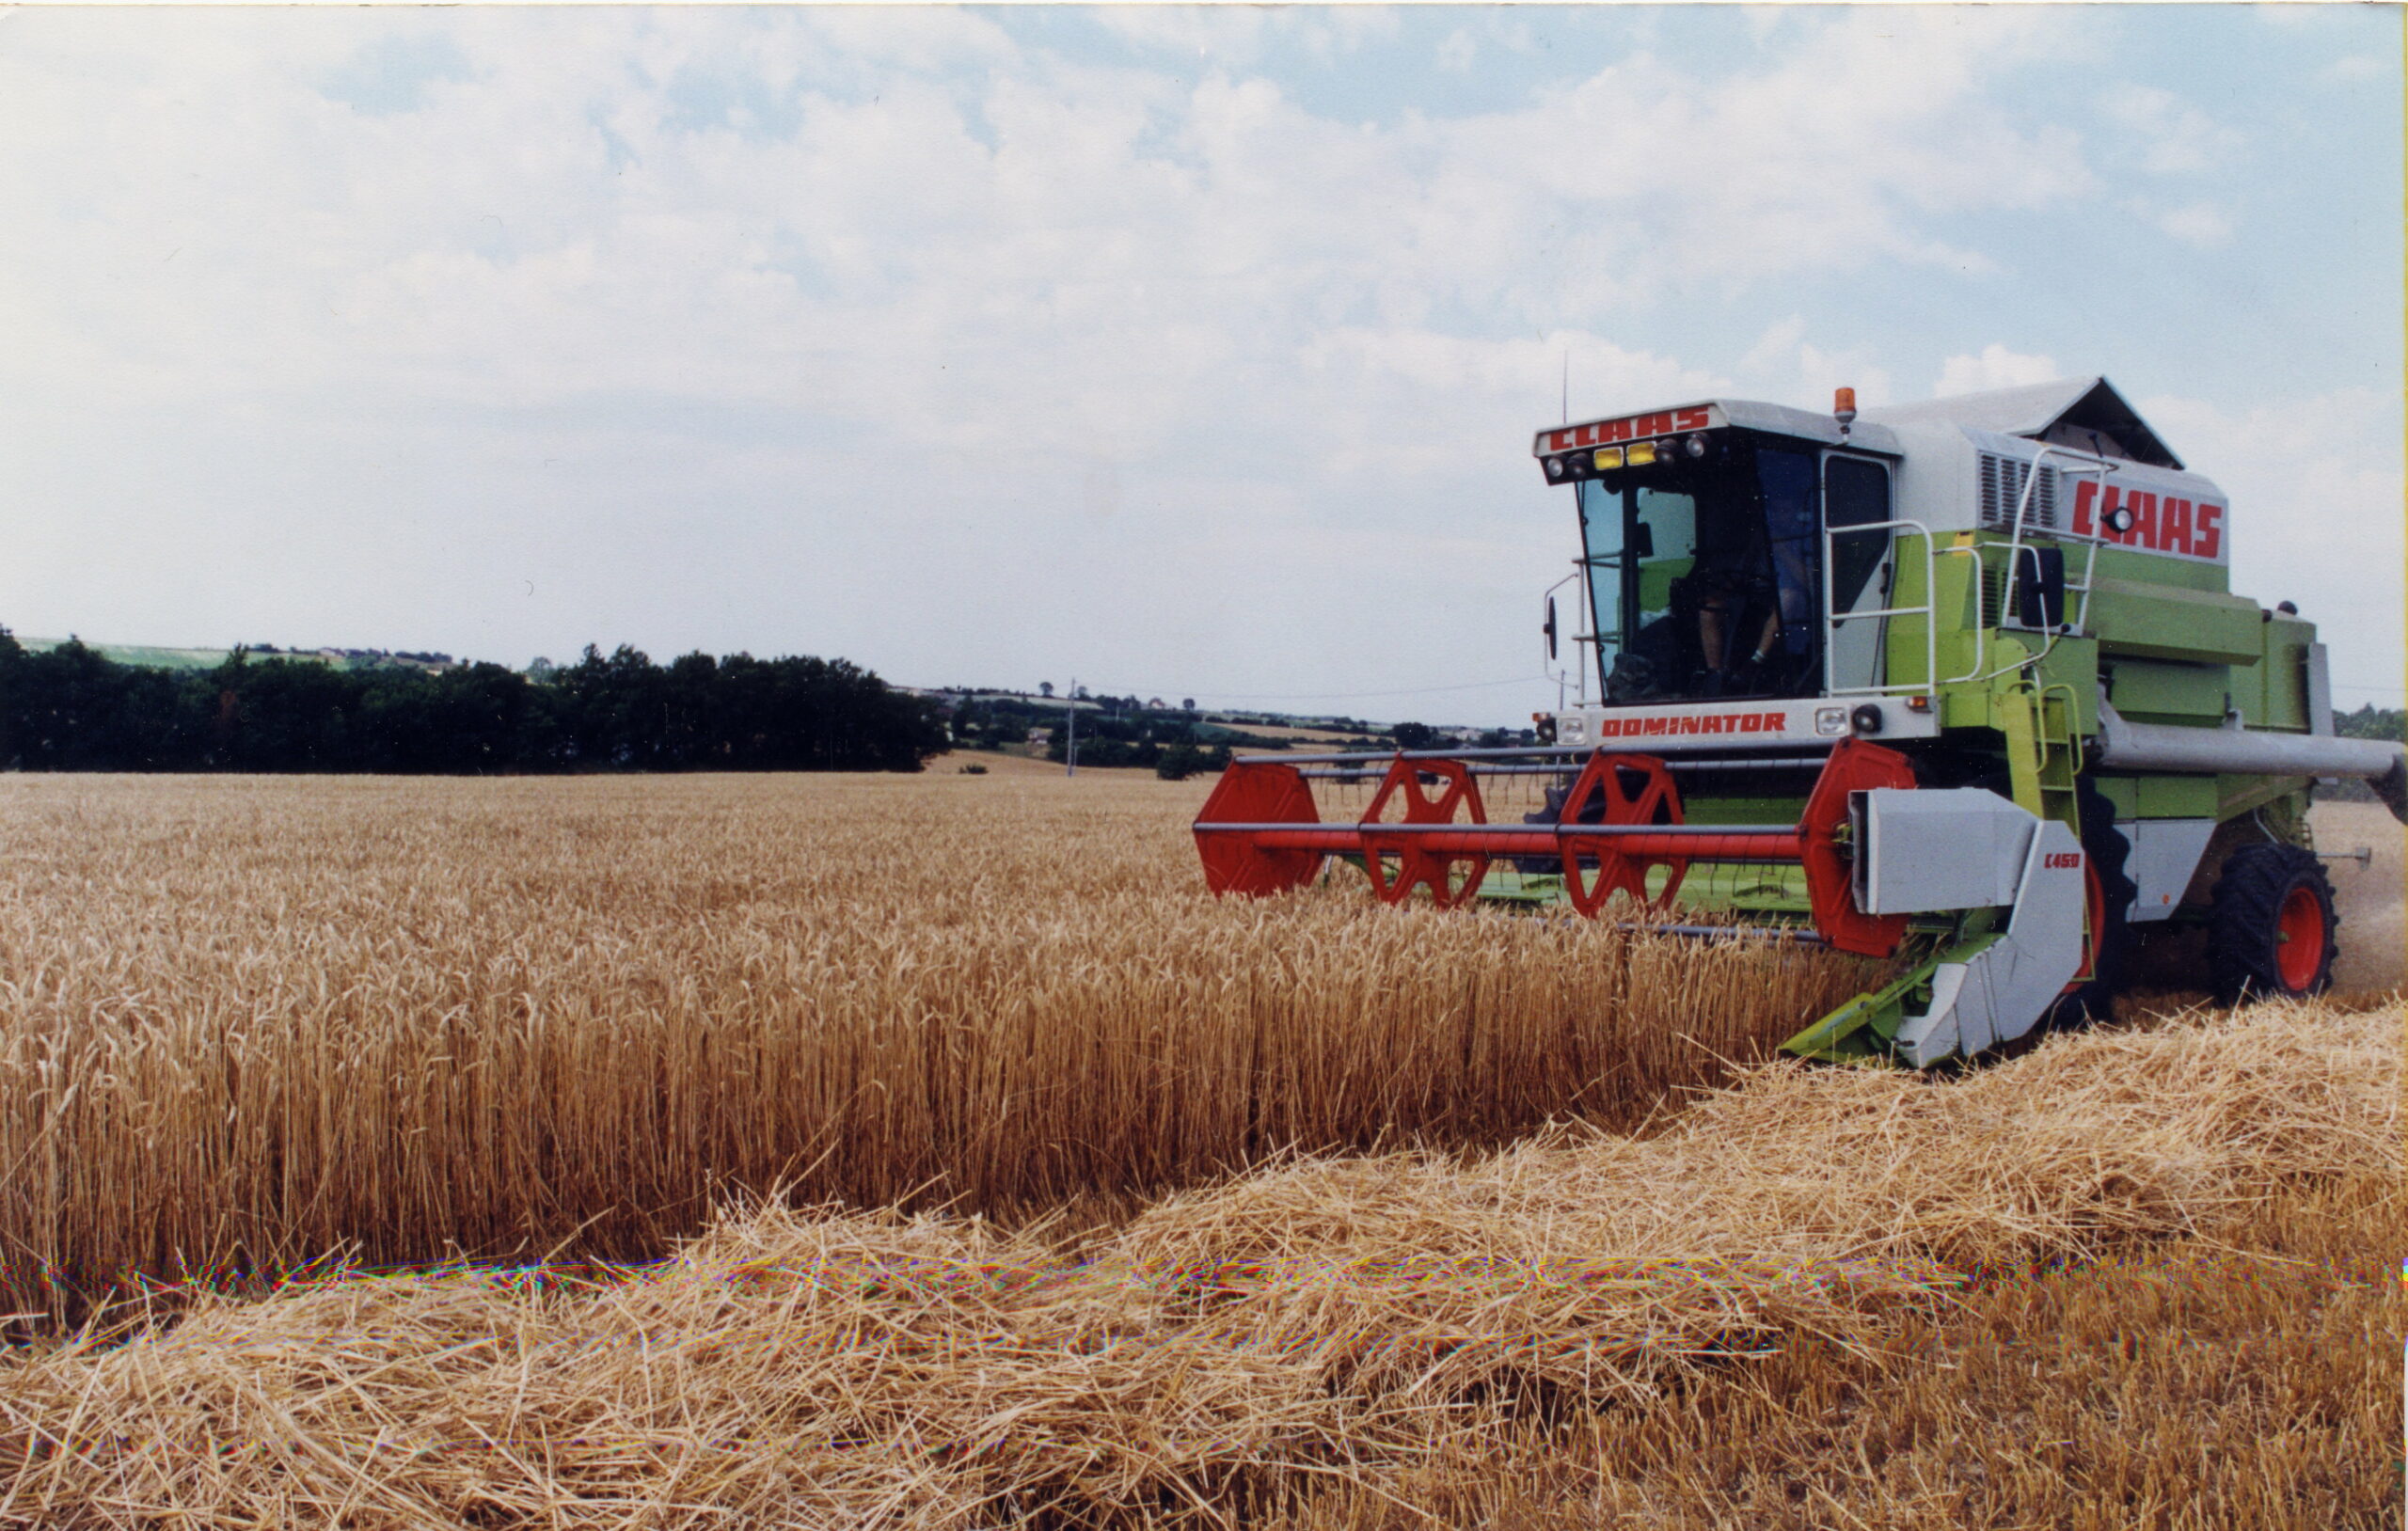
[
  {"left": 944, "top": 693, "right": 1385, "bottom": 779},
  {"left": 2337, "top": 703, "right": 2406, "bottom": 743},
  {"left": 0, "top": 634, "right": 947, "bottom": 773}
]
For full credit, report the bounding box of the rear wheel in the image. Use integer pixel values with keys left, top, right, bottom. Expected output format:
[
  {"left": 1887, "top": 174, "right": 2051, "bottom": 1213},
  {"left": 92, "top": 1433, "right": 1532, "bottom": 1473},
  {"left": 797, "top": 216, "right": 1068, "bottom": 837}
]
[{"left": 2210, "top": 843, "right": 2337, "bottom": 1002}]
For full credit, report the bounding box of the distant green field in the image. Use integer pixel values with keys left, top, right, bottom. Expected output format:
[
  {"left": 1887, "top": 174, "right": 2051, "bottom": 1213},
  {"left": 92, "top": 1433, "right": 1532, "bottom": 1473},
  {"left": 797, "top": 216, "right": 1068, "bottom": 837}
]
[
  {"left": 17, "top": 640, "right": 447, "bottom": 674},
  {"left": 20, "top": 639, "right": 236, "bottom": 671}
]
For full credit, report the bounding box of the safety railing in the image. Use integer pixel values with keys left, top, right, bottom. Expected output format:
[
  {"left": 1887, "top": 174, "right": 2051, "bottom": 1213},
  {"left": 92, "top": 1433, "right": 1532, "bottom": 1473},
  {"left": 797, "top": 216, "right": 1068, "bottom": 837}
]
[
  {"left": 1947, "top": 447, "right": 2114, "bottom": 688},
  {"left": 1819, "top": 517, "right": 1980, "bottom": 701}
]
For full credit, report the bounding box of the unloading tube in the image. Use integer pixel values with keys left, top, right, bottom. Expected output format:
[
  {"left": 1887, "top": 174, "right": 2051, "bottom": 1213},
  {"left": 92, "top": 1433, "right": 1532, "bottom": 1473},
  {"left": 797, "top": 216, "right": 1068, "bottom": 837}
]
[{"left": 2095, "top": 701, "right": 2408, "bottom": 821}]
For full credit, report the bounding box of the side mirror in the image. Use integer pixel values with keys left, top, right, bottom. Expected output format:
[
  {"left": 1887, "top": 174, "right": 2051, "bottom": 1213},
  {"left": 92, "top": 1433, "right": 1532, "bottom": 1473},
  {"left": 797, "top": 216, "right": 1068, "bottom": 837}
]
[
  {"left": 2015, "top": 546, "right": 2067, "bottom": 630},
  {"left": 1545, "top": 597, "right": 1559, "bottom": 662}
]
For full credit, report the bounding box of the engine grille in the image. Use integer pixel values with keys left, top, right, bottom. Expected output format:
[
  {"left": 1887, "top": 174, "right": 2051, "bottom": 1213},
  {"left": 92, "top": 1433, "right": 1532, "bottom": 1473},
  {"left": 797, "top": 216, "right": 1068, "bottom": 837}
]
[{"left": 1978, "top": 454, "right": 2059, "bottom": 531}]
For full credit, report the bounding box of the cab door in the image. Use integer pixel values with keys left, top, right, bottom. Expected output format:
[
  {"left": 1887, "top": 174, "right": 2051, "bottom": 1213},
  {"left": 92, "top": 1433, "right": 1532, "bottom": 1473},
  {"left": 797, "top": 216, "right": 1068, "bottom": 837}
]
[{"left": 1823, "top": 454, "right": 1893, "bottom": 692}]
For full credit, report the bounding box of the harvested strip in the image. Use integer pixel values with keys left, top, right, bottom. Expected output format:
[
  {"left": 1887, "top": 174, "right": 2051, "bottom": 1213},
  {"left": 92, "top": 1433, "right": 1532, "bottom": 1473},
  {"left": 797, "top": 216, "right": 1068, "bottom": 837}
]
[{"left": 0, "top": 999, "right": 2392, "bottom": 1528}]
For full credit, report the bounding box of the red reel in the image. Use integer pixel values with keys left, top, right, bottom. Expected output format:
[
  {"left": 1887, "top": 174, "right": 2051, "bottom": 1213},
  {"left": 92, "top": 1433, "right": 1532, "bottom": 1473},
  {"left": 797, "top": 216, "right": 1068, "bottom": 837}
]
[
  {"left": 1557, "top": 751, "right": 1687, "bottom": 916},
  {"left": 1799, "top": 737, "right": 1915, "bottom": 957},
  {"left": 1359, "top": 756, "right": 1490, "bottom": 908},
  {"left": 1194, "top": 761, "right": 1324, "bottom": 897}
]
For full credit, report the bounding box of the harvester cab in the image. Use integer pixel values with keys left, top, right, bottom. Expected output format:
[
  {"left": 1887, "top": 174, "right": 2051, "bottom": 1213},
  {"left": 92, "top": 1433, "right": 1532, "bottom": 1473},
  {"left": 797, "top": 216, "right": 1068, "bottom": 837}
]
[{"left": 1196, "top": 376, "right": 2407, "bottom": 1066}]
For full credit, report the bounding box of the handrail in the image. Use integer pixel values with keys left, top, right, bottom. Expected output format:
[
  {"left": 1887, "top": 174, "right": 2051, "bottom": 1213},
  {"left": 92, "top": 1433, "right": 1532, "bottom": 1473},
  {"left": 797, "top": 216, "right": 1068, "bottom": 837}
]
[
  {"left": 1820, "top": 517, "right": 1923, "bottom": 697},
  {"left": 2039, "top": 680, "right": 2085, "bottom": 781},
  {"left": 1239, "top": 741, "right": 1837, "bottom": 766},
  {"left": 1953, "top": 447, "right": 2113, "bottom": 687},
  {"left": 1820, "top": 516, "right": 1977, "bottom": 700}
]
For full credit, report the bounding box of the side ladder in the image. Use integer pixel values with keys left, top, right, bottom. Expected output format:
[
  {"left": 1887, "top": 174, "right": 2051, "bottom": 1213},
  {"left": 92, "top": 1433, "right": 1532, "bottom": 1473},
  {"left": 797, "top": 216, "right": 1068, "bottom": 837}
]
[{"left": 2000, "top": 681, "right": 2083, "bottom": 834}]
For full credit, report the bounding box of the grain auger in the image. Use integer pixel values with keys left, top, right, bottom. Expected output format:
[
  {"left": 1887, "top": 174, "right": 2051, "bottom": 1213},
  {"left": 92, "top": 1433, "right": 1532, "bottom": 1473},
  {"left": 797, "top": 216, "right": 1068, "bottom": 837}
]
[{"left": 1195, "top": 377, "right": 2407, "bottom": 1066}]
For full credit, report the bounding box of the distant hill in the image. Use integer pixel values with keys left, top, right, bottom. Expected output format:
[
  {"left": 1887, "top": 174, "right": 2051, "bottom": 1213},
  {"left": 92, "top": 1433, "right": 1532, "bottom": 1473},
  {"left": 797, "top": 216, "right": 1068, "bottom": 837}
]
[
  {"left": 19, "top": 639, "right": 460, "bottom": 675},
  {"left": 20, "top": 639, "right": 231, "bottom": 672},
  {"left": 900, "top": 687, "right": 1465, "bottom": 739}
]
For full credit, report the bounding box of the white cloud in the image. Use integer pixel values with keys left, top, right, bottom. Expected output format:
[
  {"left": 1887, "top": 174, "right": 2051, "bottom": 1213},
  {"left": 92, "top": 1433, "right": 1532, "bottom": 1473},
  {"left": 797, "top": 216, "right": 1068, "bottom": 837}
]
[
  {"left": 1796, "top": 344, "right": 1893, "bottom": 412},
  {"left": 1738, "top": 317, "right": 1811, "bottom": 380},
  {"left": 0, "top": 8, "right": 2103, "bottom": 438},
  {"left": 1435, "top": 28, "right": 1478, "bottom": 74},
  {"left": 1735, "top": 320, "right": 1892, "bottom": 408},
  {"left": 2100, "top": 84, "right": 2242, "bottom": 175},
  {"left": 2151, "top": 200, "right": 2234, "bottom": 247},
  {"left": 2321, "top": 54, "right": 2385, "bottom": 83},
  {"left": 1935, "top": 345, "right": 2061, "bottom": 397},
  {"left": 1088, "top": 7, "right": 1274, "bottom": 62},
  {"left": 2138, "top": 388, "right": 2404, "bottom": 699},
  {"left": 1743, "top": 8, "right": 1793, "bottom": 47},
  {"left": 1306, "top": 327, "right": 1721, "bottom": 479},
  {"left": 11, "top": 7, "right": 2355, "bottom": 717},
  {"left": 1089, "top": 7, "right": 1398, "bottom": 69}
]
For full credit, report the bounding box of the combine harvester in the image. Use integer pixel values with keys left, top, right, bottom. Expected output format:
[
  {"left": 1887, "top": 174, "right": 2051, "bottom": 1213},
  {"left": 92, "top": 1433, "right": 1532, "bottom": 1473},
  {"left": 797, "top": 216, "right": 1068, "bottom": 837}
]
[{"left": 1195, "top": 377, "right": 2406, "bottom": 1065}]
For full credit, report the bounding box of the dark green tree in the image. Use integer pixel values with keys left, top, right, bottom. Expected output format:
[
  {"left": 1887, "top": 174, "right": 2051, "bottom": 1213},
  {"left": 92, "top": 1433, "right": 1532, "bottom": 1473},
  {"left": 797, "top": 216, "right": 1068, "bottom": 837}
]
[{"left": 0, "top": 626, "right": 944, "bottom": 776}]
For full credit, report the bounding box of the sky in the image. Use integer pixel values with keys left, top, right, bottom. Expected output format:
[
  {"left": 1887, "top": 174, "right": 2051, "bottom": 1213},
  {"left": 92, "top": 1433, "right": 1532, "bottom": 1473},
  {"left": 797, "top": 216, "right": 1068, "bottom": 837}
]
[{"left": 0, "top": 4, "right": 2399, "bottom": 724}]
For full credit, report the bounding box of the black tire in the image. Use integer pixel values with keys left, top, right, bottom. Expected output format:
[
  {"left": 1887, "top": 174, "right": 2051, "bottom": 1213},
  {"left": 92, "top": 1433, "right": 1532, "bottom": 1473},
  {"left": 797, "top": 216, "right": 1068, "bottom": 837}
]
[
  {"left": 1514, "top": 783, "right": 1574, "bottom": 875},
  {"left": 2049, "top": 778, "right": 2136, "bottom": 1028},
  {"left": 2210, "top": 843, "right": 2337, "bottom": 1003}
]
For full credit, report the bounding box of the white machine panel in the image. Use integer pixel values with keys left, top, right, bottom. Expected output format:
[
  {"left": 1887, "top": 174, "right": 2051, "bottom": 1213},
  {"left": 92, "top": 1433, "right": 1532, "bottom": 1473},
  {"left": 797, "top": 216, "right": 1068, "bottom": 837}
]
[
  {"left": 1554, "top": 698, "right": 1941, "bottom": 753},
  {"left": 1854, "top": 788, "right": 2037, "bottom": 915},
  {"left": 2127, "top": 818, "right": 2216, "bottom": 922},
  {"left": 1893, "top": 818, "right": 2091, "bottom": 1066}
]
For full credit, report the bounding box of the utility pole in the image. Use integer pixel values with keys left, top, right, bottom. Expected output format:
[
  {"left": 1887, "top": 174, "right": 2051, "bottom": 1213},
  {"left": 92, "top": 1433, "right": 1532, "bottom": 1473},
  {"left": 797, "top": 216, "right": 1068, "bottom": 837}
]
[{"left": 1066, "top": 676, "right": 1077, "bottom": 777}]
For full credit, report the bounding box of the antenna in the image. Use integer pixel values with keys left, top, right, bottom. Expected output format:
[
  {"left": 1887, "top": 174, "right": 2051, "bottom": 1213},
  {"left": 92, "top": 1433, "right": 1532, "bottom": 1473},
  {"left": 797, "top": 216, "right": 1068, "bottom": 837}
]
[{"left": 1560, "top": 353, "right": 1569, "bottom": 425}]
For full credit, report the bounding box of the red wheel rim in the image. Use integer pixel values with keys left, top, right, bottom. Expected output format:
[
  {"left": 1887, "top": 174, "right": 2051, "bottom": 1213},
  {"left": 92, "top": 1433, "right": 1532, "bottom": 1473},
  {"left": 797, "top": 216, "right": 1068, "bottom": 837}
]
[
  {"left": 2062, "top": 860, "right": 2106, "bottom": 994},
  {"left": 2274, "top": 884, "right": 2326, "bottom": 992}
]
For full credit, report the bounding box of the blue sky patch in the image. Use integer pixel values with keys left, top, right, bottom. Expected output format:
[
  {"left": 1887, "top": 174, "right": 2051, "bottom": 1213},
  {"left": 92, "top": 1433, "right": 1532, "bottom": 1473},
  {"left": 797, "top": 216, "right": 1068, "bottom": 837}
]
[{"left": 320, "top": 33, "right": 474, "bottom": 118}]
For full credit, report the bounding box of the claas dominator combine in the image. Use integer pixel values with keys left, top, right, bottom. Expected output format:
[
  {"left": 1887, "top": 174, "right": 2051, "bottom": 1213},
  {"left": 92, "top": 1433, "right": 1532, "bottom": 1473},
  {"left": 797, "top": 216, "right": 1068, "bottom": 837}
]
[{"left": 1195, "top": 377, "right": 2407, "bottom": 1065}]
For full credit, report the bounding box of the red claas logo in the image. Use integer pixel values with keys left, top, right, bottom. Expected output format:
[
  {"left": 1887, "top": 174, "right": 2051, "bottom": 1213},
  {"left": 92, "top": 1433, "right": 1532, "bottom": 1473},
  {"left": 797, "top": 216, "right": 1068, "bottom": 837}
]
[
  {"left": 2072, "top": 481, "right": 2223, "bottom": 560},
  {"left": 2045, "top": 851, "right": 2084, "bottom": 870},
  {"left": 1542, "top": 406, "right": 1713, "bottom": 454}
]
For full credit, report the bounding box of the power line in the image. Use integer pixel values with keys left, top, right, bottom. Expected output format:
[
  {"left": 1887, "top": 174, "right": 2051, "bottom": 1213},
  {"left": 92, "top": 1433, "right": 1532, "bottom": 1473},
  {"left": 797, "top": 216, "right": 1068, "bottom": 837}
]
[
  {"left": 1151, "top": 675, "right": 1553, "bottom": 703},
  {"left": 967, "top": 673, "right": 2408, "bottom": 707},
  {"left": 957, "top": 676, "right": 1552, "bottom": 706}
]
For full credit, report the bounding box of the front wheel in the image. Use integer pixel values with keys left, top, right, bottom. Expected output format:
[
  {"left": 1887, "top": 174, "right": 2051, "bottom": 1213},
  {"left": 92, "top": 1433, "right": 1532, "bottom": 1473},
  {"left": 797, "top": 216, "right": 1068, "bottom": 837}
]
[
  {"left": 2210, "top": 843, "right": 2337, "bottom": 1003},
  {"left": 2048, "top": 778, "right": 2135, "bottom": 1028}
]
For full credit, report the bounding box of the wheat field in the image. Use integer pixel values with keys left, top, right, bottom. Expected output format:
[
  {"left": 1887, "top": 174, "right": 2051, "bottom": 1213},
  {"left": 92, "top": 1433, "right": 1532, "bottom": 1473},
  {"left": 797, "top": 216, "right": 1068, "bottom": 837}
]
[
  {"left": 0, "top": 766, "right": 1867, "bottom": 1326},
  {"left": 0, "top": 765, "right": 2397, "bottom": 1528},
  {"left": 0, "top": 996, "right": 2392, "bottom": 1529},
  {"left": 2315, "top": 799, "right": 2406, "bottom": 996}
]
